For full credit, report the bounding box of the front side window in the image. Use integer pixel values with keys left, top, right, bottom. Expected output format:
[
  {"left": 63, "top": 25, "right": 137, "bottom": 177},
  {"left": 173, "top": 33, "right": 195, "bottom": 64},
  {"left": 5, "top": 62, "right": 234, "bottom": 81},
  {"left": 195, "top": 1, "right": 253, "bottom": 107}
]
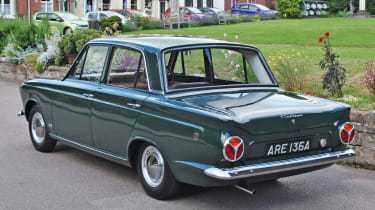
[
  {"left": 88, "top": 12, "right": 97, "bottom": 19},
  {"left": 81, "top": 45, "right": 109, "bottom": 82},
  {"left": 48, "top": 13, "right": 62, "bottom": 22},
  {"left": 41, "top": 0, "right": 53, "bottom": 12},
  {"left": 107, "top": 47, "right": 148, "bottom": 90},
  {"left": 164, "top": 47, "right": 274, "bottom": 91},
  {"left": 36, "top": 13, "right": 47, "bottom": 20}
]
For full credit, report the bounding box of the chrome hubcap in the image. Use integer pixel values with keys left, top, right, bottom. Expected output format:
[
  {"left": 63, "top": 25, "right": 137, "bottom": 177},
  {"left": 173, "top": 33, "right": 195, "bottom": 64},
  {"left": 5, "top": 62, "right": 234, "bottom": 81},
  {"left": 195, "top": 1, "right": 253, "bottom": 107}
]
[
  {"left": 141, "top": 146, "right": 164, "bottom": 187},
  {"left": 31, "top": 112, "right": 45, "bottom": 144}
]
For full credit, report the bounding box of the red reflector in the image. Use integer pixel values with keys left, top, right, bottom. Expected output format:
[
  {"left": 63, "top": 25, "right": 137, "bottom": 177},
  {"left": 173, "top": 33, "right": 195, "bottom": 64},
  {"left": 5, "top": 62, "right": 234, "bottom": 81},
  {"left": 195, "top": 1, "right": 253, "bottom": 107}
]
[
  {"left": 229, "top": 137, "right": 242, "bottom": 147},
  {"left": 225, "top": 144, "right": 235, "bottom": 160},
  {"left": 344, "top": 124, "right": 354, "bottom": 132},
  {"left": 223, "top": 136, "right": 244, "bottom": 162},
  {"left": 339, "top": 122, "right": 355, "bottom": 144},
  {"left": 236, "top": 144, "right": 244, "bottom": 159},
  {"left": 341, "top": 130, "right": 349, "bottom": 144}
]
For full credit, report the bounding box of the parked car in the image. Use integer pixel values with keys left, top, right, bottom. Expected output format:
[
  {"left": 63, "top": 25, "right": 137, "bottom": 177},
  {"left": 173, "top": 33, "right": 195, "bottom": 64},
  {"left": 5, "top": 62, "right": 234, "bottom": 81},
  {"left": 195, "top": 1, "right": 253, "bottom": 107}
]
[
  {"left": 231, "top": 3, "right": 278, "bottom": 18},
  {"left": 33, "top": 12, "right": 88, "bottom": 35},
  {"left": 19, "top": 36, "right": 356, "bottom": 200},
  {"left": 110, "top": 9, "right": 158, "bottom": 20},
  {"left": 198, "top": 7, "right": 224, "bottom": 15},
  {"left": 83, "top": 11, "right": 129, "bottom": 24},
  {"left": 163, "top": 7, "right": 205, "bottom": 20}
]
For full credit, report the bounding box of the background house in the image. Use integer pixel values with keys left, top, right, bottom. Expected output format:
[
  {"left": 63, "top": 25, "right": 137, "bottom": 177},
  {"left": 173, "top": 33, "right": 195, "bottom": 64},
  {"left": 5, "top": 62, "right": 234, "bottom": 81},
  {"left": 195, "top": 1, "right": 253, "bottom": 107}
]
[{"left": 1, "top": 0, "right": 275, "bottom": 20}]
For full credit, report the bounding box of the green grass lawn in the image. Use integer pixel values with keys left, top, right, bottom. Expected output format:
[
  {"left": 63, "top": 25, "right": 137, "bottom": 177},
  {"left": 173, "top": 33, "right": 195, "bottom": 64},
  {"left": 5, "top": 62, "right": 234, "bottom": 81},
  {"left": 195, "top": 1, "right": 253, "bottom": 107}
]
[{"left": 125, "top": 17, "right": 375, "bottom": 110}]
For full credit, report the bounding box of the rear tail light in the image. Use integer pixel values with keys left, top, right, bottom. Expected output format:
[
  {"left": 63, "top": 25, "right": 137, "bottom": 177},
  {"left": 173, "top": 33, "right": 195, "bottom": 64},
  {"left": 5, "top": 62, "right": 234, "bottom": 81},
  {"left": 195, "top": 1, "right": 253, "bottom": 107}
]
[
  {"left": 339, "top": 122, "right": 355, "bottom": 145},
  {"left": 223, "top": 136, "right": 244, "bottom": 162}
]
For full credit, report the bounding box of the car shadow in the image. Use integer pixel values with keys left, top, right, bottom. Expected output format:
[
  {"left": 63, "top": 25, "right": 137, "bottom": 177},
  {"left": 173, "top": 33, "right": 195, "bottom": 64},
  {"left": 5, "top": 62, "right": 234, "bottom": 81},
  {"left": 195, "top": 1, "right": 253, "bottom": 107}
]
[{"left": 51, "top": 142, "right": 347, "bottom": 209}]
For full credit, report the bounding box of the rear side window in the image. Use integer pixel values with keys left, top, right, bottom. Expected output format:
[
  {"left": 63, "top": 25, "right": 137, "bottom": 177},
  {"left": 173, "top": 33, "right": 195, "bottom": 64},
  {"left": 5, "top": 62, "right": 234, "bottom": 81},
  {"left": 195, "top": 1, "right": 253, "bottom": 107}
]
[
  {"left": 36, "top": 13, "right": 47, "bottom": 20},
  {"left": 107, "top": 47, "right": 148, "bottom": 90}
]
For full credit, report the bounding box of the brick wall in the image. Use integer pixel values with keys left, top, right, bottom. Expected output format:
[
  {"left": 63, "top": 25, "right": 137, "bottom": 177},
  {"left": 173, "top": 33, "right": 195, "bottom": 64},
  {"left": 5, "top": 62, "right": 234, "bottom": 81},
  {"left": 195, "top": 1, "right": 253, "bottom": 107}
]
[{"left": 16, "top": 0, "right": 60, "bottom": 18}]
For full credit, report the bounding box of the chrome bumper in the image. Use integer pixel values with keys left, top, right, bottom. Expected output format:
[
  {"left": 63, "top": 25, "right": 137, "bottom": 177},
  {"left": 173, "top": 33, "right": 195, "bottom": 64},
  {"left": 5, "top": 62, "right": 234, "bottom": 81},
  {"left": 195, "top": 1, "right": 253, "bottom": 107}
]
[{"left": 204, "top": 148, "right": 355, "bottom": 180}]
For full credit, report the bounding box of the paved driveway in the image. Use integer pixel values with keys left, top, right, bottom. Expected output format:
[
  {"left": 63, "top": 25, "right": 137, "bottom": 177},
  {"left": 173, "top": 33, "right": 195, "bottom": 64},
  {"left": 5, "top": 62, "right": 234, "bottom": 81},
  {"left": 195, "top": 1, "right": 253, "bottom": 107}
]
[{"left": 0, "top": 79, "right": 374, "bottom": 210}]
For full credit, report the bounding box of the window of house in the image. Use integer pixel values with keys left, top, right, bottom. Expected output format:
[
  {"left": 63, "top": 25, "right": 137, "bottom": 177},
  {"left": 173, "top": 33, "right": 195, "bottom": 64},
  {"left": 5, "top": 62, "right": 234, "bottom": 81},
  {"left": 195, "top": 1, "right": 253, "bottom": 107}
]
[
  {"left": 41, "top": 0, "right": 53, "bottom": 12},
  {"left": 207, "top": 0, "right": 213, "bottom": 8},
  {"left": 197, "top": 0, "right": 203, "bottom": 8},
  {"left": 0, "top": 0, "right": 11, "bottom": 16},
  {"left": 103, "top": 0, "right": 112, "bottom": 11},
  {"left": 185, "top": 0, "right": 193, "bottom": 7},
  {"left": 107, "top": 47, "right": 148, "bottom": 90}
]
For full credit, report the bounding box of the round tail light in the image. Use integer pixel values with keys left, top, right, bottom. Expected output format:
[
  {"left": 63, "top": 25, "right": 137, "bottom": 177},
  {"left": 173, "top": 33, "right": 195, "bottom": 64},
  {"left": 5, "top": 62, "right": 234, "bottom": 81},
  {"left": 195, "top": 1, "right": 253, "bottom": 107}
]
[
  {"left": 223, "top": 136, "right": 244, "bottom": 162},
  {"left": 339, "top": 122, "right": 355, "bottom": 145}
]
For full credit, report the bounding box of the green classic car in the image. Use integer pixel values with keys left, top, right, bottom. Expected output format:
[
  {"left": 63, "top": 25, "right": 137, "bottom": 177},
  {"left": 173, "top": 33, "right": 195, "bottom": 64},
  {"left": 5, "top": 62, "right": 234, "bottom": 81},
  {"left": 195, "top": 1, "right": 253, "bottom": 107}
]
[
  {"left": 19, "top": 36, "right": 356, "bottom": 200},
  {"left": 33, "top": 12, "right": 89, "bottom": 35}
]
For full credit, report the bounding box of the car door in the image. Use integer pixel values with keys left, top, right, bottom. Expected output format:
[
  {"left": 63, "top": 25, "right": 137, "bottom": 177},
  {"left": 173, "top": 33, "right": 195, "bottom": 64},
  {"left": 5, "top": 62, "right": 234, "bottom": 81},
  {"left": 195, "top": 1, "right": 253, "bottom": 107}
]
[
  {"left": 249, "top": 4, "right": 259, "bottom": 16},
  {"left": 34, "top": 13, "right": 47, "bottom": 25},
  {"left": 48, "top": 13, "right": 64, "bottom": 33},
  {"left": 52, "top": 45, "right": 110, "bottom": 146},
  {"left": 91, "top": 46, "right": 150, "bottom": 155}
]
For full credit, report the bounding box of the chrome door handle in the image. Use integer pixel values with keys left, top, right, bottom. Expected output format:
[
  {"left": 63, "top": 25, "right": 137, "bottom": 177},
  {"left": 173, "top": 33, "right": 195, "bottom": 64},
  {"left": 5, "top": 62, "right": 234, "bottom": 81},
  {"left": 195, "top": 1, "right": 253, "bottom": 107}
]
[
  {"left": 82, "top": 93, "right": 94, "bottom": 98},
  {"left": 127, "top": 103, "right": 141, "bottom": 109}
]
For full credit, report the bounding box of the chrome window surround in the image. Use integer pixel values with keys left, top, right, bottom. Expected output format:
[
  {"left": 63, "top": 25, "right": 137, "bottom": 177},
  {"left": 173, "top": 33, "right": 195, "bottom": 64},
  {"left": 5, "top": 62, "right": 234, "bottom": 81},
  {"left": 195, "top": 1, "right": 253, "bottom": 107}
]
[
  {"left": 64, "top": 41, "right": 163, "bottom": 95},
  {"left": 161, "top": 44, "right": 279, "bottom": 94},
  {"left": 204, "top": 148, "right": 356, "bottom": 180}
]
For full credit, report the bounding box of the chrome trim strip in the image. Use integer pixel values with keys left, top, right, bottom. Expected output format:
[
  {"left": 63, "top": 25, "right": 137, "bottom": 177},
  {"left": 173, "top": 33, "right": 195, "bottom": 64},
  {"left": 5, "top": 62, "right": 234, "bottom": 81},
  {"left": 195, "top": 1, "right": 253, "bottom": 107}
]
[
  {"left": 50, "top": 134, "right": 131, "bottom": 167},
  {"left": 204, "top": 148, "right": 355, "bottom": 180}
]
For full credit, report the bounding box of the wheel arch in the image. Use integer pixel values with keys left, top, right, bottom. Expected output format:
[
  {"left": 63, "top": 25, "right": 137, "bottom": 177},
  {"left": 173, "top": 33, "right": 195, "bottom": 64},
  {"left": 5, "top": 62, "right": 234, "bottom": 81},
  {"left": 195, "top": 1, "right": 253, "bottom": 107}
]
[
  {"left": 24, "top": 99, "right": 38, "bottom": 121},
  {"left": 127, "top": 136, "right": 160, "bottom": 167},
  {"left": 63, "top": 27, "right": 72, "bottom": 34}
]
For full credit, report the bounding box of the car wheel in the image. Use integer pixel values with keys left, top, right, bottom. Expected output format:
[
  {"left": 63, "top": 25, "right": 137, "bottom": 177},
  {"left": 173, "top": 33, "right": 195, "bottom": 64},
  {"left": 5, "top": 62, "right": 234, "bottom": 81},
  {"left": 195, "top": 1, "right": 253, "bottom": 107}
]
[
  {"left": 28, "top": 105, "right": 56, "bottom": 152},
  {"left": 64, "top": 28, "right": 73, "bottom": 35},
  {"left": 137, "top": 144, "right": 180, "bottom": 200}
]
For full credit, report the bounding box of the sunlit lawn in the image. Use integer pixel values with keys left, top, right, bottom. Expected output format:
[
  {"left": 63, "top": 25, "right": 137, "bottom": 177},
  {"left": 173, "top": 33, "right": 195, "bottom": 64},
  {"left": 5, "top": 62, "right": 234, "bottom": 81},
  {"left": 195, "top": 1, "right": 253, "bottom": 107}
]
[{"left": 125, "top": 17, "right": 375, "bottom": 110}]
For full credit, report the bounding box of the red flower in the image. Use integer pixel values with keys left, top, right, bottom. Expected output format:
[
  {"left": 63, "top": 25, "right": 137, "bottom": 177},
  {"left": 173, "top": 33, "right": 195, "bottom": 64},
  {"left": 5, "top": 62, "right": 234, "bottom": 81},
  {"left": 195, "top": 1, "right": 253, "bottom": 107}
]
[
  {"left": 325, "top": 52, "right": 330, "bottom": 56},
  {"left": 318, "top": 36, "right": 324, "bottom": 43},
  {"left": 325, "top": 32, "right": 330, "bottom": 38}
]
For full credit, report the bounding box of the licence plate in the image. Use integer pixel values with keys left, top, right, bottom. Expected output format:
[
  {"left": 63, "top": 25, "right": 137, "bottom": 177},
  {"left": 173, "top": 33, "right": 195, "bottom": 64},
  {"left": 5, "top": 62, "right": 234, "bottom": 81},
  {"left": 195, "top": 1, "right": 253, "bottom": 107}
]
[{"left": 265, "top": 139, "right": 311, "bottom": 157}]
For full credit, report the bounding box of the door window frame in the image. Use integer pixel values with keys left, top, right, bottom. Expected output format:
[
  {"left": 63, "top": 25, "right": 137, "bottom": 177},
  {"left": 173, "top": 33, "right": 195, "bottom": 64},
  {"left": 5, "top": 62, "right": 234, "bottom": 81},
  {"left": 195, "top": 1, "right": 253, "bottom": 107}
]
[
  {"left": 64, "top": 43, "right": 152, "bottom": 93},
  {"left": 64, "top": 44, "right": 112, "bottom": 83},
  {"left": 102, "top": 45, "right": 151, "bottom": 92}
]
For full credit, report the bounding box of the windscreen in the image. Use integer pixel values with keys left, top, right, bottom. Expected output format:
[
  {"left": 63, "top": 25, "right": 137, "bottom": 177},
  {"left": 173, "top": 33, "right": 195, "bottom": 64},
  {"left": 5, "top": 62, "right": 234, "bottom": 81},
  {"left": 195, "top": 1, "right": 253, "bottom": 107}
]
[{"left": 164, "top": 47, "right": 274, "bottom": 91}]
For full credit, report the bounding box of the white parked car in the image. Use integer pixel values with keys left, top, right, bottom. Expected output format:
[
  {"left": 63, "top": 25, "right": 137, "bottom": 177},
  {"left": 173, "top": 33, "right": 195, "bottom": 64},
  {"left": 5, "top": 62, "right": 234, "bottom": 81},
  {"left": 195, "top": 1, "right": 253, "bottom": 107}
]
[{"left": 84, "top": 11, "right": 129, "bottom": 24}]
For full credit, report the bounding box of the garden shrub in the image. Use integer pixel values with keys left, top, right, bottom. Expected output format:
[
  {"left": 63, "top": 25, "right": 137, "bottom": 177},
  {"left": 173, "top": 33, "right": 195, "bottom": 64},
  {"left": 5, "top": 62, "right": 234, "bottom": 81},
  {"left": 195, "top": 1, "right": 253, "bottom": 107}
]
[
  {"left": 199, "top": 16, "right": 218, "bottom": 26},
  {"left": 58, "top": 29, "right": 101, "bottom": 64},
  {"left": 276, "top": 0, "right": 302, "bottom": 18},
  {"left": 37, "top": 33, "right": 61, "bottom": 71},
  {"left": 143, "top": 21, "right": 163, "bottom": 30},
  {"left": 231, "top": 15, "right": 240, "bottom": 23},
  {"left": 240, "top": 15, "right": 250, "bottom": 22},
  {"left": 318, "top": 32, "right": 346, "bottom": 97},
  {"left": 328, "top": 0, "right": 350, "bottom": 14},
  {"left": 363, "top": 62, "right": 375, "bottom": 97},
  {"left": 54, "top": 52, "right": 64, "bottom": 66},
  {"left": 251, "top": 15, "right": 262, "bottom": 22},
  {"left": 123, "top": 22, "right": 138, "bottom": 32},
  {"left": 99, "top": 16, "right": 123, "bottom": 33},
  {"left": 267, "top": 50, "right": 308, "bottom": 92},
  {"left": 133, "top": 16, "right": 150, "bottom": 30},
  {"left": 35, "top": 62, "right": 43, "bottom": 72}
]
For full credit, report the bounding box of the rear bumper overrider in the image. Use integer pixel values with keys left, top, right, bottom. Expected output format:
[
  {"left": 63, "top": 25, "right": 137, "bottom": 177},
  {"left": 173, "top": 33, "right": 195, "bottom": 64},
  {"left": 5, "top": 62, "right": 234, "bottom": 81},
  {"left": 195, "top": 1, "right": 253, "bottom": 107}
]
[{"left": 204, "top": 148, "right": 355, "bottom": 180}]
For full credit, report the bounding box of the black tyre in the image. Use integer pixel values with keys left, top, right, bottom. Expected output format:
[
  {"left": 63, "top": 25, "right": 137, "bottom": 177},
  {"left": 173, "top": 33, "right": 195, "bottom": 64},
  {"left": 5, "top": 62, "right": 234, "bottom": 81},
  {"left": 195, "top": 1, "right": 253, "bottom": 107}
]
[
  {"left": 64, "top": 27, "right": 73, "bottom": 35},
  {"left": 137, "top": 143, "right": 180, "bottom": 200},
  {"left": 28, "top": 105, "right": 56, "bottom": 152}
]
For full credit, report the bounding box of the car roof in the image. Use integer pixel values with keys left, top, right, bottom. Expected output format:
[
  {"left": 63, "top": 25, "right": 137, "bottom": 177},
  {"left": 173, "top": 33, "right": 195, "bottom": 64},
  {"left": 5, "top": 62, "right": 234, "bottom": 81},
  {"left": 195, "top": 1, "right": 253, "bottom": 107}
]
[{"left": 89, "top": 35, "right": 256, "bottom": 52}]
